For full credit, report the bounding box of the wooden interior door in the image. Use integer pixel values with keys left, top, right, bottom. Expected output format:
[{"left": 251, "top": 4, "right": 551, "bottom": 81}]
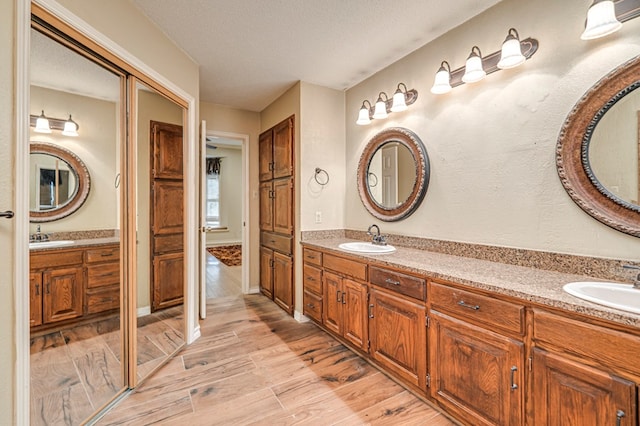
[{"left": 150, "top": 120, "right": 184, "bottom": 312}]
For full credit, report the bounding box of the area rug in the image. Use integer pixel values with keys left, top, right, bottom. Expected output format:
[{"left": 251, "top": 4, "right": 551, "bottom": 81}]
[{"left": 207, "top": 245, "right": 242, "bottom": 267}]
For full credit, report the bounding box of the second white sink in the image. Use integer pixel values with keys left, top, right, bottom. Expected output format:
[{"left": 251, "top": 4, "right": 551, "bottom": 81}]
[
  {"left": 338, "top": 242, "right": 396, "bottom": 254},
  {"left": 563, "top": 281, "right": 640, "bottom": 315},
  {"left": 29, "top": 240, "right": 74, "bottom": 249}
]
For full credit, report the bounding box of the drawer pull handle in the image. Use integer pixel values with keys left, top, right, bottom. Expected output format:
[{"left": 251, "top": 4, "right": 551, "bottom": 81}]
[
  {"left": 616, "top": 410, "right": 625, "bottom": 426},
  {"left": 385, "top": 278, "right": 401, "bottom": 286},
  {"left": 306, "top": 303, "right": 315, "bottom": 309},
  {"left": 306, "top": 276, "right": 314, "bottom": 281},
  {"left": 510, "top": 366, "right": 518, "bottom": 390},
  {"left": 368, "top": 303, "right": 374, "bottom": 318},
  {"left": 101, "top": 252, "right": 113, "bottom": 257},
  {"left": 458, "top": 300, "right": 480, "bottom": 310}
]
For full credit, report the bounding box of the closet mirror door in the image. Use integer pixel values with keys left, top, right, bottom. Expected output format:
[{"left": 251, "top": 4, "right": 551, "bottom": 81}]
[
  {"left": 29, "top": 25, "right": 126, "bottom": 425},
  {"left": 132, "top": 80, "right": 186, "bottom": 384}
]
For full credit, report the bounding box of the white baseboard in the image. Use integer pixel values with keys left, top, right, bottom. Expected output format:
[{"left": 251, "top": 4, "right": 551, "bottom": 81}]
[
  {"left": 248, "top": 287, "right": 261, "bottom": 294},
  {"left": 137, "top": 306, "right": 151, "bottom": 317},
  {"left": 294, "top": 310, "right": 310, "bottom": 323},
  {"left": 206, "top": 240, "right": 241, "bottom": 247}
]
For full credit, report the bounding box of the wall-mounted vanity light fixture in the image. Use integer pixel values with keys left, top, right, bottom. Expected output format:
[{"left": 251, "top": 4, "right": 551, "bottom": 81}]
[
  {"left": 357, "top": 83, "right": 418, "bottom": 125},
  {"left": 581, "top": 0, "right": 640, "bottom": 40},
  {"left": 30, "top": 111, "right": 79, "bottom": 136},
  {"left": 430, "top": 28, "right": 539, "bottom": 94}
]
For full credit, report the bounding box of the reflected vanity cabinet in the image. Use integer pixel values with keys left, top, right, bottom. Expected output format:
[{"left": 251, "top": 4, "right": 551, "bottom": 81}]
[
  {"left": 259, "top": 115, "right": 295, "bottom": 315},
  {"left": 30, "top": 243, "right": 120, "bottom": 330}
]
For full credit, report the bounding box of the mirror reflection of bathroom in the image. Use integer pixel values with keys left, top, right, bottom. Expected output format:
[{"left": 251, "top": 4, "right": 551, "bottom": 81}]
[
  {"left": 368, "top": 142, "right": 416, "bottom": 208},
  {"left": 133, "top": 80, "right": 186, "bottom": 383},
  {"left": 29, "top": 26, "right": 125, "bottom": 424}
]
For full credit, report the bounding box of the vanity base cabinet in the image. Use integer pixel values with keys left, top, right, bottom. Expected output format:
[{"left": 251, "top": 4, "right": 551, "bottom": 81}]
[
  {"left": 429, "top": 311, "right": 524, "bottom": 426},
  {"left": 85, "top": 244, "right": 120, "bottom": 315},
  {"left": 322, "top": 271, "right": 368, "bottom": 352},
  {"left": 369, "top": 288, "right": 426, "bottom": 390},
  {"left": 43, "top": 266, "right": 84, "bottom": 324},
  {"left": 273, "top": 251, "right": 293, "bottom": 315},
  {"left": 532, "top": 348, "right": 636, "bottom": 426},
  {"left": 30, "top": 272, "right": 43, "bottom": 327}
]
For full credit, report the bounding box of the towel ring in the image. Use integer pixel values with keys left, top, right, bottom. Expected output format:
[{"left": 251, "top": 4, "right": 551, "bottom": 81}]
[
  {"left": 314, "top": 167, "right": 329, "bottom": 186},
  {"left": 114, "top": 173, "right": 121, "bottom": 189}
]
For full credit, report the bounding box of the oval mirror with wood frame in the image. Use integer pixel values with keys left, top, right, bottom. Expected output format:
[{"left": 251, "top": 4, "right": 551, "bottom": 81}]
[
  {"left": 357, "top": 127, "right": 430, "bottom": 222},
  {"left": 557, "top": 54, "right": 640, "bottom": 237},
  {"left": 29, "top": 142, "right": 91, "bottom": 222}
]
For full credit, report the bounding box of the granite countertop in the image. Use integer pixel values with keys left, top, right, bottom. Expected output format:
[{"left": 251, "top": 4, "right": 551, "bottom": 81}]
[
  {"left": 29, "top": 236, "right": 120, "bottom": 252},
  {"left": 302, "top": 238, "right": 640, "bottom": 328}
]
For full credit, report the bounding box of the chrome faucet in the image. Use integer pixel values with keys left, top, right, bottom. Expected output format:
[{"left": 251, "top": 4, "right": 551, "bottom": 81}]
[
  {"left": 30, "top": 225, "right": 49, "bottom": 242},
  {"left": 622, "top": 265, "right": 640, "bottom": 289},
  {"left": 367, "top": 224, "right": 387, "bottom": 246}
]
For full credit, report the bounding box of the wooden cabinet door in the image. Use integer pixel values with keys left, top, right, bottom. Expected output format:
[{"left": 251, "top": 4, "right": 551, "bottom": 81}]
[
  {"left": 30, "top": 272, "right": 43, "bottom": 327},
  {"left": 152, "top": 252, "right": 184, "bottom": 311},
  {"left": 259, "top": 247, "right": 273, "bottom": 299},
  {"left": 272, "top": 117, "right": 293, "bottom": 179},
  {"left": 273, "top": 251, "right": 293, "bottom": 314},
  {"left": 369, "top": 288, "right": 426, "bottom": 389},
  {"left": 273, "top": 178, "right": 293, "bottom": 235},
  {"left": 259, "top": 181, "right": 273, "bottom": 232},
  {"left": 152, "top": 121, "right": 183, "bottom": 179},
  {"left": 43, "top": 266, "right": 83, "bottom": 324},
  {"left": 532, "top": 348, "right": 636, "bottom": 426},
  {"left": 323, "top": 271, "right": 343, "bottom": 335},
  {"left": 430, "top": 311, "right": 524, "bottom": 426},
  {"left": 259, "top": 129, "right": 273, "bottom": 182},
  {"left": 343, "top": 278, "right": 368, "bottom": 352}
]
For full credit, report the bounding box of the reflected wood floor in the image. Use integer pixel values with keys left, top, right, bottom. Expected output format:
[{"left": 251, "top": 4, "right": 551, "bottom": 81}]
[{"left": 97, "top": 254, "right": 455, "bottom": 425}]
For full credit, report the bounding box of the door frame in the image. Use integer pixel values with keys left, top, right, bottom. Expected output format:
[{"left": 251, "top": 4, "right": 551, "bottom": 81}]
[
  {"left": 200, "top": 129, "right": 250, "bottom": 316},
  {"left": 16, "top": 0, "right": 200, "bottom": 421}
]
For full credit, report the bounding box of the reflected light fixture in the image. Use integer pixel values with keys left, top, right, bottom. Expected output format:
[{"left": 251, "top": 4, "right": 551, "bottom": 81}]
[
  {"left": 581, "top": 0, "right": 623, "bottom": 39},
  {"left": 356, "top": 100, "right": 373, "bottom": 125},
  {"left": 62, "top": 115, "right": 79, "bottom": 137},
  {"left": 462, "top": 46, "right": 486, "bottom": 83},
  {"left": 430, "top": 61, "right": 452, "bottom": 94},
  {"left": 34, "top": 110, "right": 51, "bottom": 133},
  {"left": 497, "top": 28, "right": 526, "bottom": 69},
  {"left": 373, "top": 92, "right": 390, "bottom": 119}
]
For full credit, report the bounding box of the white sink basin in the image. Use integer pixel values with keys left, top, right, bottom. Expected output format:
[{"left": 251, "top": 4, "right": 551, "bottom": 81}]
[
  {"left": 29, "top": 240, "right": 74, "bottom": 249},
  {"left": 338, "top": 242, "right": 396, "bottom": 254},
  {"left": 563, "top": 281, "right": 640, "bottom": 315}
]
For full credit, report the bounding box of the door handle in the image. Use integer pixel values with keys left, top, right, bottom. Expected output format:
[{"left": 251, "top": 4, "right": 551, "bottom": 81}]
[{"left": 0, "top": 211, "right": 14, "bottom": 219}]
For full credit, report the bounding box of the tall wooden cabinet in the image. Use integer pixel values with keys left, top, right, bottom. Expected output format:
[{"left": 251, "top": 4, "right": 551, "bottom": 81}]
[{"left": 259, "top": 116, "right": 295, "bottom": 315}]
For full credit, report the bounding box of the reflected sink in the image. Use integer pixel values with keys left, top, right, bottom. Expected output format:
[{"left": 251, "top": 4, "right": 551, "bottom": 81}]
[
  {"left": 29, "top": 240, "right": 74, "bottom": 249},
  {"left": 338, "top": 242, "right": 396, "bottom": 254},
  {"left": 563, "top": 281, "right": 640, "bottom": 315}
]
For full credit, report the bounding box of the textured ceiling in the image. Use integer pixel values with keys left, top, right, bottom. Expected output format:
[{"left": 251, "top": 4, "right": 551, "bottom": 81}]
[{"left": 131, "top": 0, "right": 503, "bottom": 112}]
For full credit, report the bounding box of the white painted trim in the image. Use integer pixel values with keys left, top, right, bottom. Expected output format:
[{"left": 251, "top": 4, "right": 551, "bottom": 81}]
[
  {"left": 294, "top": 310, "right": 310, "bottom": 323},
  {"left": 15, "top": 1, "right": 31, "bottom": 423},
  {"left": 199, "top": 120, "right": 207, "bottom": 320},
  {"left": 136, "top": 306, "right": 151, "bottom": 317},
  {"left": 205, "top": 130, "right": 251, "bottom": 295},
  {"left": 248, "top": 288, "right": 261, "bottom": 295}
]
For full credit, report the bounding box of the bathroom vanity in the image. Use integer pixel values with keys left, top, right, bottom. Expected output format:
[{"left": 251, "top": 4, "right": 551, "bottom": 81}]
[
  {"left": 301, "top": 239, "right": 640, "bottom": 426},
  {"left": 29, "top": 239, "right": 119, "bottom": 330}
]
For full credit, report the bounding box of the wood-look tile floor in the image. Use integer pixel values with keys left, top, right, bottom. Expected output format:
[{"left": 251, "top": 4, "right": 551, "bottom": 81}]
[{"left": 97, "top": 293, "right": 456, "bottom": 425}]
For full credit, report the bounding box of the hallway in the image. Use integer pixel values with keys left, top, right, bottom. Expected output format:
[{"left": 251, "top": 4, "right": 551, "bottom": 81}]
[{"left": 97, "top": 255, "right": 454, "bottom": 425}]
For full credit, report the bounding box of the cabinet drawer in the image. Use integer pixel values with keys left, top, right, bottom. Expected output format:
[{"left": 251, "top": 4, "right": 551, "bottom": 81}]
[
  {"left": 86, "top": 262, "right": 120, "bottom": 289},
  {"left": 303, "top": 264, "right": 322, "bottom": 295},
  {"left": 86, "top": 288, "right": 119, "bottom": 314},
  {"left": 303, "top": 248, "right": 322, "bottom": 266},
  {"left": 430, "top": 281, "right": 524, "bottom": 335},
  {"left": 370, "top": 266, "right": 426, "bottom": 301},
  {"left": 30, "top": 249, "right": 83, "bottom": 269},
  {"left": 533, "top": 309, "right": 640, "bottom": 376},
  {"left": 303, "top": 290, "right": 322, "bottom": 324},
  {"left": 323, "top": 254, "right": 367, "bottom": 281},
  {"left": 261, "top": 232, "right": 292, "bottom": 255},
  {"left": 85, "top": 245, "right": 120, "bottom": 263}
]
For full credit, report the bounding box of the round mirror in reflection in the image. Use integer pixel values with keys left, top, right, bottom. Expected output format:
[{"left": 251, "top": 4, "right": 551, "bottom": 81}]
[
  {"left": 588, "top": 86, "right": 640, "bottom": 209},
  {"left": 357, "top": 127, "right": 430, "bottom": 222},
  {"left": 30, "top": 142, "right": 90, "bottom": 222}
]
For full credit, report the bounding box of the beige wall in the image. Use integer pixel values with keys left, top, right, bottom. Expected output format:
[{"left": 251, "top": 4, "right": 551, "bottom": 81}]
[
  {"left": 345, "top": 0, "right": 640, "bottom": 261},
  {"left": 199, "top": 101, "right": 261, "bottom": 290},
  {"left": 29, "top": 86, "right": 119, "bottom": 234},
  {"left": 205, "top": 146, "right": 243, "bottom": 246},
  {"left": 1, "top": 0, "right": 15, "bottom": 422},
  {"left": 136, "top": 88, "right": 183, "bottom": 310}
]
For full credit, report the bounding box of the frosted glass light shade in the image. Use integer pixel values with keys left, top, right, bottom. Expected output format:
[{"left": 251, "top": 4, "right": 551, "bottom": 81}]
[
  {"left": 34, "top": 111, "right": 51, "bottom": 133},
  {"left": 356, "top": 105, "right": 371, "bottom": 125},
  {"left": 462, "top": 51, "right": 486, "bottom": 83},
  {"left": 62, "top": 115, "right": 79, "bottom": 136},
  {"left": 497, "top": 35, "right": 525, "bottom": 69},
  {"left": 373, "top": 99, "right": 388, "bottom": 119},
  {"left": 390, "top": 90, "right": 407, "bottom": 112},
  {"left": 581, "top": 1, "right": 622, "bottom": 40},
  {"left": 430, "top": 65, "right": 452, "bottom": 94}
]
